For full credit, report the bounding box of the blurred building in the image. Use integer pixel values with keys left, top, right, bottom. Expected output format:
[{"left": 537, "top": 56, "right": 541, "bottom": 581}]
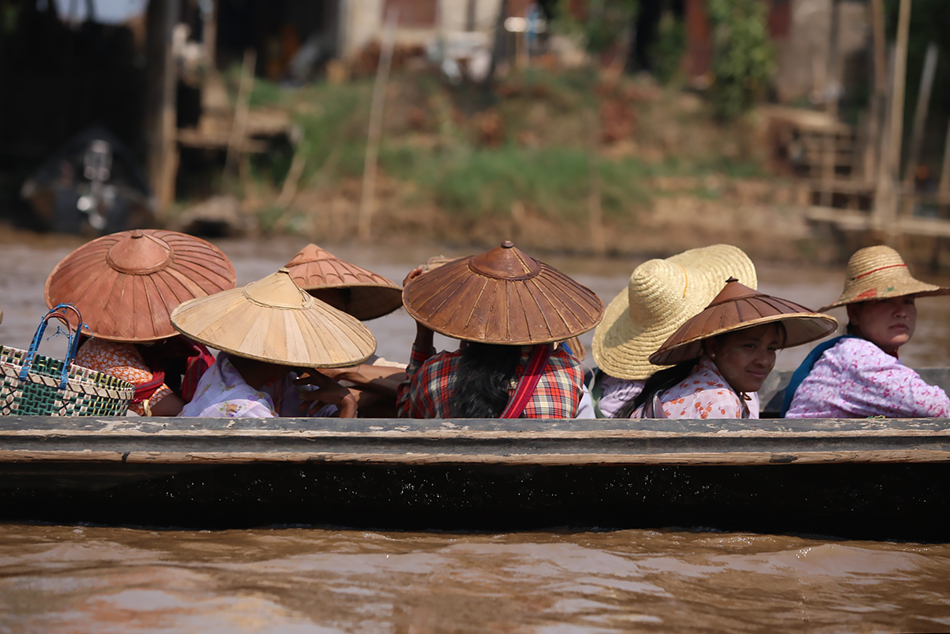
[{"left": 684, "top": 0, "right": 870, "bottom": 106}]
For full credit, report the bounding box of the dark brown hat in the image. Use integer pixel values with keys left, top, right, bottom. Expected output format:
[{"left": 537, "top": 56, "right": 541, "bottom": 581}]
[
  {"left": 403, "top": 241, "right": 604, "bottom": 345},
  {"left": 285, "top": 244, "right": 403, "bottom": 321},
  {"left": 45, "top": 229, "right": 236, "bottom": 342},
  {"left": 648, "top": 278, "right": 838, "bottom": 366}
]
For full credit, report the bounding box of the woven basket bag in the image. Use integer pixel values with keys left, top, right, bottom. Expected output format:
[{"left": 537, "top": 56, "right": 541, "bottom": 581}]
[{"left": 0, "top": 304, "right": 134, "bottom": 416}]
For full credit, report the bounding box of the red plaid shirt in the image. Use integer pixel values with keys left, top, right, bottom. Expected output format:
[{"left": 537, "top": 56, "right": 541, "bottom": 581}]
[{"left": 396, "top": 343, "right": 584, "bottom": 418}]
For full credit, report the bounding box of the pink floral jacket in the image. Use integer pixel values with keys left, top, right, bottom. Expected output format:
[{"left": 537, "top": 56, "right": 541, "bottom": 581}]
[{"left": 786, "top": 337, "right": 950, "bottom": 418}]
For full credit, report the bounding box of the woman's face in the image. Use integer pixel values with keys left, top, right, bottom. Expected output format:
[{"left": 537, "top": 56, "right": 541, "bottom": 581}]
[
  {"left": 706, "top": 323, "right": 782, "bottom": 393},
  {"left": 847, "top": 296, "right": 916, "bottom": 356}
]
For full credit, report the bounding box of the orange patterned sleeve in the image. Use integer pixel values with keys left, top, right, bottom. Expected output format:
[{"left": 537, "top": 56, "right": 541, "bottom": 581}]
[{"left": 75, "top": 339, "right": 173, "bottom": 414}]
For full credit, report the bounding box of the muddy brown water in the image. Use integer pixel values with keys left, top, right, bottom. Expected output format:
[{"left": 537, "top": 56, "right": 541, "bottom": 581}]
[{"left": 3, "top": 236, "right": 950, "bottom": 632}]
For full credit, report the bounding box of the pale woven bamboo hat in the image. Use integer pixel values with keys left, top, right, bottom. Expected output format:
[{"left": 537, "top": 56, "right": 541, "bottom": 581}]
[
  {"left": 285, "top": 244, "right": 403, "bottom": 321},
  {"left": 403, "top": 241, "right": 604, "bottom": 345},
  {"left": 170, "top": 268, "right": 377, "bottom": 367},
  {"left": 820, "top": 245, "right": 950, "bottom": 311},
  {"left": 592, "top": 245, "right": 757, "bottom": 380},
  {"left": 45, "top": 229, "right": 236, "bottom": 342},
  {"left": 650, "top": 279, "right": 838, "bottom": 366}
]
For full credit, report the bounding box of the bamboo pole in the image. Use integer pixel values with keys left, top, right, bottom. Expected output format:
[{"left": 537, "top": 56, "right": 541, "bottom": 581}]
[
  {"left": 939, "top": 123, "right": 950, "bottom": 196},
  {"left": 825, "top": 0, "right": 841, "bottom": 116},
  {"left": 884, "top": 0, "right": 912, "bottom": 236},
  {"left": 872, "top": 48, "right": 896, "bottom": 233},
  {"left": 873, "top": 0, "right": 912, "bottom": 238},
  {"left": 275, "top": 148, "right": 307, "bottom": 209},
  {"left": 202, "top": 0, "right": 216, "bottom": 69},
  {"left": 224, "top": 49, "right": 257, "bottom": 178},
  {"left": 863, "top": 0, "right": 887, "bottom": 183},
  {"left": 357, "top": 9, "right": 398, "bottom": 241},
  {"left": 586, "top": 110, "right": 606, "bottom": 256},
  {"left": 145, "top": 0, "right": 180, "bottom": 212},
  {"left": 819, "top": 0, "right": 842, "bottom": 204},
  {"left": 933, "top": 119, "right": 950, "bottom": 269},
  {"left": 902, "top": 43, "right": 938, "bottom": 190}
]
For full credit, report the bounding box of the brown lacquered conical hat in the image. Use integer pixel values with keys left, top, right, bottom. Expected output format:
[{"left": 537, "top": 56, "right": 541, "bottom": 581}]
[
  {"left": 285, "top": 244, "right": 403, "bottom": 321},
  {"left": 45, "top": 229, "right": 236, "bottom": 342},
  {"left": 170, "top": 268, "right": 377, "bottom": 367},
  {"left": 649, "top": 278, "right": 838, "bottom": 366},
  {"left": 403, "top": 241, "right": 605, "bottom": 345}
]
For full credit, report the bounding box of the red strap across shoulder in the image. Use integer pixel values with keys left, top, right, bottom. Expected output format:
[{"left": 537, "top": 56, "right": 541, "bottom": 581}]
[{"left": 500, "top": 344, "right": 552, "bottom": 419}]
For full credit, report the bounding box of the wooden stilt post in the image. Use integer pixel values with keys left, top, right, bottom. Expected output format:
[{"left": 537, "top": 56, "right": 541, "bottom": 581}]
[
  {"left": 586, "top": 110, "right": 606, "bottom": 256},
  {"left": 872, "top": 48, "right": 896, "bottom": 235},
  {"left": 819, "top": 0, "right": 841, "bottom": 206},
  {"left": 145, "top": 0, "right": 180, "bottom": 213},
  {"left": 873, "top": 0, "right": 912, "bottom": 244},
  {"left": 901, "top": 42, "right": 938, "bottom": 217},
  {"left": 931, "top": 119, "right": 950, "bottom": 269},
  {"left": 224, "top": 49, "right": 257, "bottom": 180},
  {"left": 939, "top": 123, "right": 950, "bottom": 198},
  {"left": 357, "top": 8, "right": 398, "bottom": 241},
  {"left": 862, "top": 0, "right": 888, "bottom": 184},
  {"left": 202, "top": 0, "right": 217, "bottom": 70}
]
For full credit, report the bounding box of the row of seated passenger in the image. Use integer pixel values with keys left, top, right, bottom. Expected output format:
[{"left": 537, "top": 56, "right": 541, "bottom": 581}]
[{"left": 39, "top": 231, "right": 950, "bottom": 420}]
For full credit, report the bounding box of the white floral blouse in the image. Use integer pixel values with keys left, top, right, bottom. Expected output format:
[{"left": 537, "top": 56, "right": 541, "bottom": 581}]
[{"left": 180, "top": 353, "right": 335, "bottom": 418}]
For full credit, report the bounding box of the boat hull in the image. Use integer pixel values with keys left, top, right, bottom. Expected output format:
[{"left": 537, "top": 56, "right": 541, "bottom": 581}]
[{"left": 1, "top": 415, "right": 949, "bottom": 540}]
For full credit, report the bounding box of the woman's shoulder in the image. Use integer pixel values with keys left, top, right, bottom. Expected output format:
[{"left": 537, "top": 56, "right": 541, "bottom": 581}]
[
  {"left": 678, "top": 358, "right": 729, "bottom": 388},
  {"left": 415, "top": 349, "right": 463, "bottom": 378},
  {"left": 551, "top": 345, "right": 583, "bottom": 367},
  {"left": 599, "top": 373, "right": 646, "bottom": 393},
  {"left": 662, "top": 362, "right": 735, "bottom": 400},
  {"left": 820, "top": 336, "right": 898, "bottom": 368},
  {"left": 658, "top": 365, "right": 744, "bottom": 419}
]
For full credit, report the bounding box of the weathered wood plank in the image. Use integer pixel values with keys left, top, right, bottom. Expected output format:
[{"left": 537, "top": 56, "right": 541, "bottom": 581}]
[
  {"left": 6, "top": 412, "right": 950, "bottom": 434},
  {"left": 1, "top": 414, "right": 950, "bottom": 467},
  {"left": 1, "top": 449, "right": 949, "bottom": 467}
]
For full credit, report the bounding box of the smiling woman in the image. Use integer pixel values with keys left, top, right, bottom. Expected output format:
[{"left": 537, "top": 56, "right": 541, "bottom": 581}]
[
  {"left": 614, "top": 279, "right": 836, "bottom": 420},
  {"left": 785, "top": 246, "right": 950, "bottom": 419},
  {"left": 705, "top": 323, "right": 786, "bottom": 394}
]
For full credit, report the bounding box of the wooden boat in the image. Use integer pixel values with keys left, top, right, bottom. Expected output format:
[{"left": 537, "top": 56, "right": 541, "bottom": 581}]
[{"left": 1, "top": 370, "right": 950, "bottom": 541}]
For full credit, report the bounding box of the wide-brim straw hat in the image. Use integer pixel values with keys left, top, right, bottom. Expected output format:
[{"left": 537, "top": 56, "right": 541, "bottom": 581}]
[
  {"left": 820, "top": 245, "right": 950, "bottom": 311},
  {"left": 403, "top": 241, "right": 604, "bottom": 345},
  {"left": 649, "top": 278, "right": 838, "bottom": 366},
  {"left": 45, "top": 229, "right": 236, "bottom": 342},
  {"left": 170, "top": 268, "right": 377, "bottom": 368},
  {"left": 285, "top": 244, "right": 403, "bottom": 321},
  {"left": 592, "top": 245, "right": 757, "bottom": 380}
]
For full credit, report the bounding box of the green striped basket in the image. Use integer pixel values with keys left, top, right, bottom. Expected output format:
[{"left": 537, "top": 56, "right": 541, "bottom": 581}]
[{"left": 0, "top": 305, "right": 134, "bottom": 416}]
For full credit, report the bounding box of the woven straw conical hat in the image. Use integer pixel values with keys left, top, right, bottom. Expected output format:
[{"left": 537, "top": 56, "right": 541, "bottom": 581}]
[
  {"left": 649, "top": 278, "right": 838, "bottom": 366},
  {"left": 592, "top": 244, "right": 757, "bottom": 380},
  {"left": 170, "top": 268, "right": 377, "bottom": 367},
  {"left": 284, "top": 244, "right": 403, "bottom": 321},
  {"left": 45, "top": 229, "right": 236, "bottom": 342},
  {"left": 403, "top": 241, "right": 604, "bottom": 345},
  {"left": 820, "top": 245, "right": 950, "bottom": 311}
]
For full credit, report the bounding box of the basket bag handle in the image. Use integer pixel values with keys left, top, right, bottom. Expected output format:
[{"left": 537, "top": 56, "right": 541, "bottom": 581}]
[{"left": 18, "top": 303, "right": 85, "bottom": 390}]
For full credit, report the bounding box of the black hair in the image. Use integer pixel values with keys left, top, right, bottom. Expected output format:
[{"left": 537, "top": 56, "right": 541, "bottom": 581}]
[
  {"left": 448, "top": 342, "right": 523, "bottom": 417},
  {"left": 613, "top": 360, "right": 695, "bottom": 419}
]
